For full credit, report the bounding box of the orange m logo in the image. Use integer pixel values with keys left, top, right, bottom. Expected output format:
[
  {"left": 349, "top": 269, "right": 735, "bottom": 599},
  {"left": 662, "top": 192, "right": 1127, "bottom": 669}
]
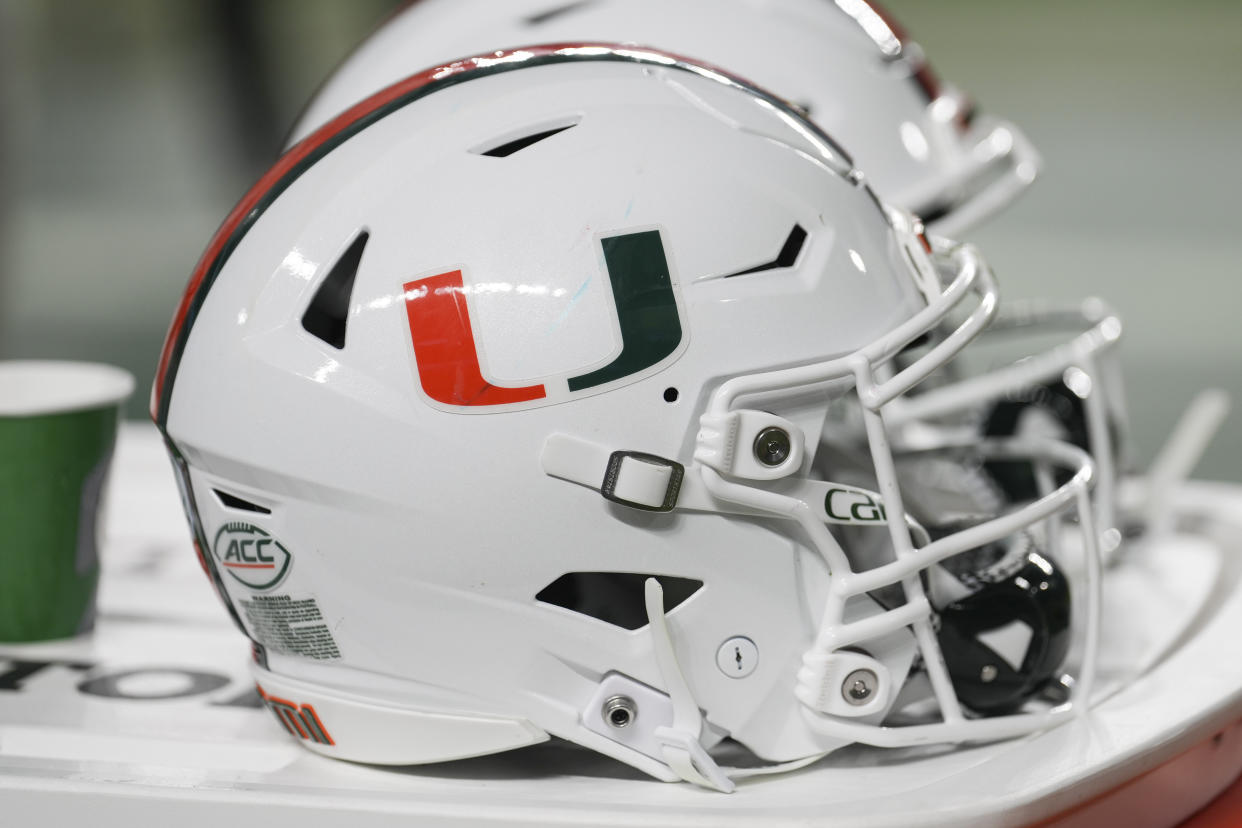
[{"left": 256, "top": 684, "right": 335, "bottom": 746}]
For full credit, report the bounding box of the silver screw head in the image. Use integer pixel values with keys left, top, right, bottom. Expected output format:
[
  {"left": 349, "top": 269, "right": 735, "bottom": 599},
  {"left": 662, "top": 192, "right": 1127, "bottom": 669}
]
[
  {"left": 980, "top": 664, "right": 999, "bottom": 683},
  {"left": 754, "top": 427, "right": 792, "bottom": 466},
  {"left": 842, "top": 668, "right": 879, "bottom": 705},
  {"left": 602, "top": 694, "right": 637, "bottom": 728}
]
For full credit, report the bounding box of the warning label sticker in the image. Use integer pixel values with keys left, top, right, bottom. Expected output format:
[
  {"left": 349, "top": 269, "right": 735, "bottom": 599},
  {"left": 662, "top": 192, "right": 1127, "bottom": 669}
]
[{"left": 238, "top": 594, "right": 341, "bottom": 661}]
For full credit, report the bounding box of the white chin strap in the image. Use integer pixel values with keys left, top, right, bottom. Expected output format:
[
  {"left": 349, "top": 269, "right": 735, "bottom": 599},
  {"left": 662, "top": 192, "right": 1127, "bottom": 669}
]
[{"left": 643, "top": 578, "right": 735, "bottom": 793}]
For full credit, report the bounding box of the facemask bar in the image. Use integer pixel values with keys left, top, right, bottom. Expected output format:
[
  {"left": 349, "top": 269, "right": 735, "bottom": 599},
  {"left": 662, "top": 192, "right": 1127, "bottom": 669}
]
[
  {"left": 697, "top": 241, "right": 1102, "bottom": 748},
  {"left": 885, "top": 298, "right": 1124, "bottom": 553},
  {"left": 902, "top": 88, "right": 1042, "bottom": 237}
]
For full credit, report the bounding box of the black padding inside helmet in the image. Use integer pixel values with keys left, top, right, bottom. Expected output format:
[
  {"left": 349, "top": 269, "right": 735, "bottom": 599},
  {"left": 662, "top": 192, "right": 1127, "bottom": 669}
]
[
  {"left": 936, "top": 550, "right": 1071, "bottom": 715},
  {"left": 981, "top": 380, "right": 1089, "bottom": 502}
]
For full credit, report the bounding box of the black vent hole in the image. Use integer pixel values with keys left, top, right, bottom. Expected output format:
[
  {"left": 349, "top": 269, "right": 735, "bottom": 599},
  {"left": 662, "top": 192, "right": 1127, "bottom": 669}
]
[
  {"left": 473, "top": 118, "right": 581, "bottom": 158},
  {"left": 302, "top": 230, "right": 368, "bottom": 349},
  {"left": 524, "top": 1, "right": 596, "bottom": 25},
  {"left": 213, "top": 489, "right": 272, "bottom": 514},
  {"left": 536, "top": 572, "right": 703, "bottom": 630},
  {"left": 724, "top": 225, "right": 807, "bottom": 277}
]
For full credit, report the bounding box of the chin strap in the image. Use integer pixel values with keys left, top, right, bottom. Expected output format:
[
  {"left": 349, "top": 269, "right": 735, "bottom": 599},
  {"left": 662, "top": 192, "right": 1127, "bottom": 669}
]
[
  {"left": 644, "top": 578, "right": 736, "bottom": 793},
  {"left": 542, "top": 433, "right": 919, "bottom": 534}
]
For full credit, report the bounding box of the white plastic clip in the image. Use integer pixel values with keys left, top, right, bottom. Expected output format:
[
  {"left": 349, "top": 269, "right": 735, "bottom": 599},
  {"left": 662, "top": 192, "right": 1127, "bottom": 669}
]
[
  {"left": 795, "top": 650, "right": 891, "bottom": 718},
  {"left": 644, "top": 578, "right": 735, "bottom": 793},
  {"left": 694, "top": 409, "right": 803, "bottom": 481}
]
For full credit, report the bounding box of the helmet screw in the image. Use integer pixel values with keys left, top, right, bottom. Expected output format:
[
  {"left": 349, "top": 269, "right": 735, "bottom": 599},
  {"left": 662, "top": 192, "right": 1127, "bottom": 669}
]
[
  {"left": 754, "top": 427, "right": 792, "bottom": 467},
  {"left": 842, "top": 669, "right": 878, "bottom": 706},
  {"left": 602, "top": 694, "right": 637, "bottom": 729},
  {"left": 980, "top": 664, "right": 999, "bottom": 683}
]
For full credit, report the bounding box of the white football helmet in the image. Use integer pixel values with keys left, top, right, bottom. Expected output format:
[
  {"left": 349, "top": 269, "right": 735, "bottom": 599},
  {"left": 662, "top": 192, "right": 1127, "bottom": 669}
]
[
  {"left": 155, "top": 46, "right": 1101, "bottom": 791},
  {"left": 286, "top": 0, "right": 1041, "bottom": 238}
]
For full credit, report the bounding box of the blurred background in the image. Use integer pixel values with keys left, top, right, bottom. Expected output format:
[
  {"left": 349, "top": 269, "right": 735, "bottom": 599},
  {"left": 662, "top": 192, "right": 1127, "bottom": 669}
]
[{"left": 0, "top": 0, "right": 1238, "bottom": 479}]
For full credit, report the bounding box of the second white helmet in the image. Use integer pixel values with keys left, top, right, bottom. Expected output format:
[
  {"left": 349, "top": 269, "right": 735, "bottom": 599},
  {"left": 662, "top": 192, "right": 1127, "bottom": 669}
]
[{"left": 286, "top": 0, "right": 1041, "bottom": 237}]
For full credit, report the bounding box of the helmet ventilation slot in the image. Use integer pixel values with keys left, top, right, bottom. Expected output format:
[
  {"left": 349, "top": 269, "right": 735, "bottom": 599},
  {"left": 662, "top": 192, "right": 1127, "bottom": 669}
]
[
  {"left": 213, "top": 488, "right": 272, "bottom": 515},
  {"left": 536, "top": 572, "right": 703, "bottom": 630},
  {"left": 474, "top": 119, "right": 581, "bottom": 158},
  {"left": 724, "top": 224, "right": 807, "bottom": 277},
  {"left": 301, "top": 230, "right": 368, "bottom": 349},
  {"left": 523, "top": 1, "right": 596, "bottom": 26}
]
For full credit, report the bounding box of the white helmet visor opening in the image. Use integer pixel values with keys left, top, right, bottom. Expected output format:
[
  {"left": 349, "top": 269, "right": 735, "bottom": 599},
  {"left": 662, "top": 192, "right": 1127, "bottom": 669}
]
[{"left": 696, "top": 240, "right": 1102, "bottom": 750}]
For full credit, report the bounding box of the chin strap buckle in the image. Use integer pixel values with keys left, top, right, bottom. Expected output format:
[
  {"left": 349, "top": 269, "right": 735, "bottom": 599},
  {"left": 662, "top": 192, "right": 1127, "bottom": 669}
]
[
  {"left": 654, "top": 725, "right": 735, "bottom": 794},
  {"left": 601, "top": 451, "right": 685, "bottom": 512},
  {"left": 542, "top": 434, "right": 685, "bottom": 512}
]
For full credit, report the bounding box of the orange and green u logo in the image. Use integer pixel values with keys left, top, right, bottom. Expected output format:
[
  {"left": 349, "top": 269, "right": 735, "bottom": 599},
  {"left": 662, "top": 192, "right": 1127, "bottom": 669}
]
[{"left": 403, "top": 229, "right": 683, "bottom": 408}]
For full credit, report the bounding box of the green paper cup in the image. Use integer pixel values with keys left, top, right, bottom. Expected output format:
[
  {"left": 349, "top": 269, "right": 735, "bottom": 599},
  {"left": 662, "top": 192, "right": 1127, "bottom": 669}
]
[{"left": 0, "top": 360, "right": 134, "bottom": 641}]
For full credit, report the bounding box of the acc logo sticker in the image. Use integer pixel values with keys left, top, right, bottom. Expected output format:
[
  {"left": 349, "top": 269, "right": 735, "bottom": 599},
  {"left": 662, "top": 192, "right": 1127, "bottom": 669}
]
[{"left": 213, "top": 523, "right": 292, "bottom": 590}]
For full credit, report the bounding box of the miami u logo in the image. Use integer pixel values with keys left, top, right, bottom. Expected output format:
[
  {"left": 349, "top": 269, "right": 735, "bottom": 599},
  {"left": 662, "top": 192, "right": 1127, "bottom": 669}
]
[{"left": 402, "top": 229, "right": 684, "bottom": 408}]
